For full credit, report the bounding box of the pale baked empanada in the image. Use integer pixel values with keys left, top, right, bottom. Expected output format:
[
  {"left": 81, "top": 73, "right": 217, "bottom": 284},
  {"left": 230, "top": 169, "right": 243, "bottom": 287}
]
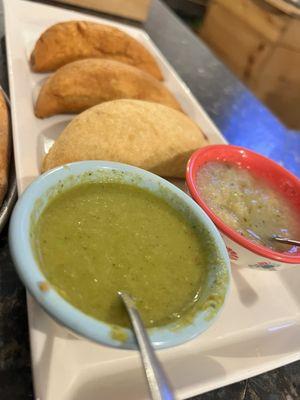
[{"left": 43, "top": 100, "right": 207, "bottom": 177}]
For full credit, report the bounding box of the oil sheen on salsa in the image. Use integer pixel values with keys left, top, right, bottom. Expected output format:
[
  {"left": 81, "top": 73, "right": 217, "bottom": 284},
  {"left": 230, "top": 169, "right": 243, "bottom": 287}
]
[
  {"left": 196, "top": 162, "right": 300, "bottom": 252},
  {"left": 34, "top": 182, "right": 208, "bottom": 328}
]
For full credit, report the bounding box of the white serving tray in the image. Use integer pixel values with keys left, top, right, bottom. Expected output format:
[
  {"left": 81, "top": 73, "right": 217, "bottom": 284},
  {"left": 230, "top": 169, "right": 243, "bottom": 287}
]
[{"left": 4, "top": 0, "right": 300, "bottom": 399}]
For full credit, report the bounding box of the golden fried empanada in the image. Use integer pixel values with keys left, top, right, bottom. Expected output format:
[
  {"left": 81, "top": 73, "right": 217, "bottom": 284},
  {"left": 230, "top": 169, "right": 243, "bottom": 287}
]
[
  {"left": 31, "top": 21, "right": 163, "bottom": 80},
  {"left": 35, "top": 59, "right": 181, "bottom": 118}
]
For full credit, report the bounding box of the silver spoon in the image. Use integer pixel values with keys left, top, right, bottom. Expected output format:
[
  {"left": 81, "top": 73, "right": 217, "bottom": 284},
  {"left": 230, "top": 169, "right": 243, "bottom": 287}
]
[
  {"left": 272, "top": 236, "right": 300, "bottom": 247},
  {"left": 118, "top": 291, "right": 175, "bottom": 400}
]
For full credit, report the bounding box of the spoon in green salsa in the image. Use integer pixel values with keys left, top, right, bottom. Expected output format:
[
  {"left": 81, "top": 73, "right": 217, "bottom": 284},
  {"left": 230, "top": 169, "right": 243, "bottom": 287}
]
[{"left": 118, "top": 291, "right": 175, "bottom": 400}]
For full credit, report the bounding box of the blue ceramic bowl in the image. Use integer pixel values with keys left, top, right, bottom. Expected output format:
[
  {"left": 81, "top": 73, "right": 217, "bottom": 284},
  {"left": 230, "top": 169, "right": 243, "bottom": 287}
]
[{"left": 9, "top": 161, "right": 230, "bottom": 349}]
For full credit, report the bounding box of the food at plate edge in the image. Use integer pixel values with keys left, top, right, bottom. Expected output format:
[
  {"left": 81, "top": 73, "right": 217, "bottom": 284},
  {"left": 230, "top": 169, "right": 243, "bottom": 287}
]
[
  {"left": 196, "top": 161, "right": 300, "bottom": 253},
  {"left": 0, "top": 90, "right": 10, "bottom": 207},
  {"left": 35, "top": 59, "right": 181, "bottom": 118},
  {"left": 30, "top": 21, "right": 163, "bottom": 80},
  {"left": 32, "top": 180, "right": 226, "bottom": 328},
  {"left": 42, "top": 99, "right": 207, "bottom": 177}
]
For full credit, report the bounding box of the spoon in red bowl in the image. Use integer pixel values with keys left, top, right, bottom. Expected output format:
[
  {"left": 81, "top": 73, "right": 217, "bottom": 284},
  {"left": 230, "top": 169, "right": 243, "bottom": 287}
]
[
  {"left": 272, "top": 236, "right": 300, "bottom": 247},
  {"left": 118, "top": 291, "right": 175, "bottom": 400},
  {"left": 246, "top": 231, "right": 300, "bottom": 249}
]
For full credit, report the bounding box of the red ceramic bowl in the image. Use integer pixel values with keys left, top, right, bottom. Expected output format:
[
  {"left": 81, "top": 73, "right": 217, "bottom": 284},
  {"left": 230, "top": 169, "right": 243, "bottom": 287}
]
[{"left": 186, "top": 145, "right": 300, "bottom": 268}]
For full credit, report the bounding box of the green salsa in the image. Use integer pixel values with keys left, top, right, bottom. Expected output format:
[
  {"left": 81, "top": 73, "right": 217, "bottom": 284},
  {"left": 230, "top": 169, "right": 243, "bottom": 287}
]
[{"left": 33, "top": 182, "right": 210, "bottom": 328}]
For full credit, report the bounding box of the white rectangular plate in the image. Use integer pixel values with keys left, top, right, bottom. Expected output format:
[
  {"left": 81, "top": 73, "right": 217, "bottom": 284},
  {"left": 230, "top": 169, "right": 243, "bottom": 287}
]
[{"left": 4, "top": 1, "right": 300, "bottom": 399}]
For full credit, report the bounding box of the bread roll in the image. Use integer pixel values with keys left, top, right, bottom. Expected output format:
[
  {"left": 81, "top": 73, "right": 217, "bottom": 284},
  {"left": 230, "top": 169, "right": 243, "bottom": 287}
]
[
  {"left": 42, "top": 100, "right": 207, "bottom": 178},
  {"left": 31, "top": 21, "right": 163, "bottom": 80},
  {"left": 35, "top": 59, "right": 181, "bottom": 118}
]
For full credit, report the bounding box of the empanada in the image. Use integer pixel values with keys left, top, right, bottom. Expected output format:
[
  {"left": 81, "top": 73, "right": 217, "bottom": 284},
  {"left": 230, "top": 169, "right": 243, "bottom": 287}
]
[
  {"left": 35, "top": 59, "right": 181, "bottom": 118},
  {"left": 43, "top": 100, "right": 207, "bottom": 178},
  {"left": 31, "top": 21, "right": 162, "bottom": 80}
]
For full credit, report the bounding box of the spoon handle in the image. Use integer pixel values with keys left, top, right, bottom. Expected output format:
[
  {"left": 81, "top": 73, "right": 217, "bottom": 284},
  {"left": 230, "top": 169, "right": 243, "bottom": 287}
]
[
  {"left": 119, "top": 292, "right": 175, "bottom": 400},
  {"left": 272, "top": 236, "right": 300, "bottom": 247}
]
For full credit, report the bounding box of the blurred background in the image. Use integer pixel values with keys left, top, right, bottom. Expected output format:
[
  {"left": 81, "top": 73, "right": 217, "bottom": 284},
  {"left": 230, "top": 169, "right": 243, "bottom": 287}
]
[
  {"left": 163, "top": 0, "right": 300, "bottom": 131},
  {"left": 51, "top": 0, "right": 300, "bottom": 130}
]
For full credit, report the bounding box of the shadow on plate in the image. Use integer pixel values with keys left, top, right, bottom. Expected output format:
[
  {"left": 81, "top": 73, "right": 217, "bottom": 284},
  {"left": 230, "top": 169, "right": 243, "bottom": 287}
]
[
  {"left": 29, "top": 295, "right": 79, "bottom": 340},
  {"left": 201, "top": 320, "right": 300, "bottom": 358},
  {"left": 37, "top": 119, "right": 72, "bottom": 170},
  {"left": 31, "top": 76, "right": 47, "bottom": 105},
  {"left": 28, "top": 296, "right": 80, "bottom": 398},
  {"left": 18, "top": 175, "right": 42, "bottom": 192},
  {"left": 278, "top": 267, "right": 300, "bottom": 308},
  {"left": 232, "top": 265, "right": 259, "bottom": 307},
  {"left": 67, "top": 354, "right": 226, "bottom": 400}
]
